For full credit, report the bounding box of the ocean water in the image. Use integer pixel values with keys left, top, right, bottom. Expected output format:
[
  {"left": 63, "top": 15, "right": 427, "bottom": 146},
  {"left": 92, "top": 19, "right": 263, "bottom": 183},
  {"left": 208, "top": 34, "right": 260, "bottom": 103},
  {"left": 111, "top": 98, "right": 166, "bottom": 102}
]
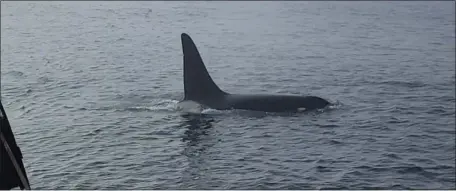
[{"left": 1, "top": 1, "right": 455, "bottom": 189}]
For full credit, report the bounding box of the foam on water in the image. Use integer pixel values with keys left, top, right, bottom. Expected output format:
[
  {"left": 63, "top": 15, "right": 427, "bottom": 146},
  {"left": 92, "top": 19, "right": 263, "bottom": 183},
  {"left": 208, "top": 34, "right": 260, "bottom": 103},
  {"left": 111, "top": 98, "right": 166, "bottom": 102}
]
[{"left": 176, "top": 100, "right": 205, "bottom": 114}]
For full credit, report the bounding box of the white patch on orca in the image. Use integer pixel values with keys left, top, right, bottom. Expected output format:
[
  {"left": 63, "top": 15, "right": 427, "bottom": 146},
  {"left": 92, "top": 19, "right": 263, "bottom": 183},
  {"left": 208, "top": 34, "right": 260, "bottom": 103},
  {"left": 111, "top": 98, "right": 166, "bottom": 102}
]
[
  {"left": 176, "top": 100, "right": 204, "bottom": 114},
  {"left": 297, "top": 107, "right": 307, "bottom": 112}
]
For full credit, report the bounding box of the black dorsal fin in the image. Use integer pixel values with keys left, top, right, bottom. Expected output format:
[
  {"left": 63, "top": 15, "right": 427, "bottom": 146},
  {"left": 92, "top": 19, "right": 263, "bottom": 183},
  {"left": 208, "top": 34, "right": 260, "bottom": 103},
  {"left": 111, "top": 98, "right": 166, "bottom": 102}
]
[{"left": 181, "top": 33, "right": 226, "bottom": 101}]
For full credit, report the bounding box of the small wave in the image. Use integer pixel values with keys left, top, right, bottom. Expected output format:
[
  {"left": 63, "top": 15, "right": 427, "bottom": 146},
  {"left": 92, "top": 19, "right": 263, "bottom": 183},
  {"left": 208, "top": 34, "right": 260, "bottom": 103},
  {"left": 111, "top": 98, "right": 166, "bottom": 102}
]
[
  {"left": 426, "top": 106, "right": 454, "bottom": 115},
  {"left": 5, "top": 70, "right": 24, "bottom": 77},
  {"left": 328, "top": 100, "right": 344, "bottom": 109},
  {"left": 394, "top": 165, "right": 427, "bottom": 174},
  {"left": 37, "top": 76, "right": 52, "bottom": 84},
  {"left": 386, "top": 116, "right": 409, "bottom": 124},
  {"left": 125, "top": 106, "right": 156, "bottom": 112},
  {"left": 357, "top": 184, "right": 411, "bottom": 190},
  {"left": 201, "top": 108, "right": 225, "bottom": 114},
  {"left": 328, "top": 139, "right": 343, "bottom": 145},
  {"left": 354, "top": 165, "right": 390, "bottom": 173},
  {"left": 318, "top": 124, "right": 340, "bottom": 128},
  {"left": 304, "top": 55, "right": 326, "bottom": 59},
  {"left": 78, "top": 99, "right": 181, "bottom": 113},
  {"left": 355, "top": 164, "right": 439, "bottom": 180},
  {"left": 376, "top": 80, "right": 427, "bottom": 88},
  {"left": 389, "top": 184, "right": 411, "bottom": 190},
  {"left": 382, "top": 153, "right": 402, "bottom": 159},
  {"left": 86, "top": 128, "right": 103, "bottom": 136},
  {"left": 315, "top": 165, "right": 332, "bottom": 172},
  {"left": 126, "top": 99, "right": 180, "bottom": 112}
]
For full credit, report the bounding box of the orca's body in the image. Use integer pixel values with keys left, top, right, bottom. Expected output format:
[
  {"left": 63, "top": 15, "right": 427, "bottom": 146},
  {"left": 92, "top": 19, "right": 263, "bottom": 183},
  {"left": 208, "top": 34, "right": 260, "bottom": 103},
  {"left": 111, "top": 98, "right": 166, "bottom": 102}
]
[{"left": 181, "top": 33, "right": 330, "bottom": 112}]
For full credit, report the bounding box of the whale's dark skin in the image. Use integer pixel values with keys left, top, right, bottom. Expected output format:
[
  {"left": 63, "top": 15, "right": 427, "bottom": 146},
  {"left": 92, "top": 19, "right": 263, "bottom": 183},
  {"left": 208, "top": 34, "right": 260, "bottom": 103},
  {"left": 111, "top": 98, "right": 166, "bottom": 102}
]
[{"left": 181, "top": 33, "right": 330, "bottom": 112}]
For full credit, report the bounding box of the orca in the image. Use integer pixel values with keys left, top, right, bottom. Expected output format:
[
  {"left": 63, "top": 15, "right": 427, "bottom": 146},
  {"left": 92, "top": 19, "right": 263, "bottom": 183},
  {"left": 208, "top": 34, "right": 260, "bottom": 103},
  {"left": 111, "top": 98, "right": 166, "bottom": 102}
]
[{"left": 180, "top": 33, "right": 330, "bottom": 113}]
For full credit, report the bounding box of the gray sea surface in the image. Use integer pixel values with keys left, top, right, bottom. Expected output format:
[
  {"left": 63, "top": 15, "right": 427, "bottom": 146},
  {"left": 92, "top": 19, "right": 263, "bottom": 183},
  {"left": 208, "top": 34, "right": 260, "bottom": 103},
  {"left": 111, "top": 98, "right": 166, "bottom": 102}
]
[{"left": 1, "top": 1, "right": 455, "bottom": 189}]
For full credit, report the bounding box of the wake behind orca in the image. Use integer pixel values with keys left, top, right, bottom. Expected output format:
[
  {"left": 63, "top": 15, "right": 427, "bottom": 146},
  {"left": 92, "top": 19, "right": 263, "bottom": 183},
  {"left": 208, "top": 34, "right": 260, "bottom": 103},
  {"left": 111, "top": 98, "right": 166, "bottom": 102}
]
[{"left": 180, "top": 33, "right": 330, "bottom": 113}]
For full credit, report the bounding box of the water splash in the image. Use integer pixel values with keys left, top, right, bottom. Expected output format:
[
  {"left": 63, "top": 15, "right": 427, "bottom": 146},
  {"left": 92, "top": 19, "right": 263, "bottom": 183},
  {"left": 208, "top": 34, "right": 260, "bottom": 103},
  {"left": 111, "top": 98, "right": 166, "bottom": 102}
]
[
  {"left": 125, "top": 99, "right": 180, "bottom": 112},
  {"left": 176, "top": 100, "right": 204, "bottom": 114}
]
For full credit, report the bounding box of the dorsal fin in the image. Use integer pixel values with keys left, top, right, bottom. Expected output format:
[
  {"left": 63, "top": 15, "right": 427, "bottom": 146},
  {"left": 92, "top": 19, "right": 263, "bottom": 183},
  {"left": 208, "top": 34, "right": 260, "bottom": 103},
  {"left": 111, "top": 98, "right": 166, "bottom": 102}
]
[{"left": 181, "top": 33, "right": 226, "bottom": 101}]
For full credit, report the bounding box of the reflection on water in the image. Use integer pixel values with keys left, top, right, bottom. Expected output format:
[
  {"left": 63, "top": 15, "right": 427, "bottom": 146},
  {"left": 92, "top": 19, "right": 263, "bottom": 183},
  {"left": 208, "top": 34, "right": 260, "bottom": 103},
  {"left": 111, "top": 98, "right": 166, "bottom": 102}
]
[
  {"left": 180, "top": 113, "right": 214, "bottom": 144},
  {"left": 179, "top": 113, "right": 218, "bottom": 189}
]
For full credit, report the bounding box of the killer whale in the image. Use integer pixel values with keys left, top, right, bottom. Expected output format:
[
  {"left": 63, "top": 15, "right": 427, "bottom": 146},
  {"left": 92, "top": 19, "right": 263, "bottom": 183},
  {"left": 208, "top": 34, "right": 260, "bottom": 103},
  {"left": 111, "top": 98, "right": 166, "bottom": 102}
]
[{"left": 181, "top": 33, "right": 330, "bottom": 112}]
